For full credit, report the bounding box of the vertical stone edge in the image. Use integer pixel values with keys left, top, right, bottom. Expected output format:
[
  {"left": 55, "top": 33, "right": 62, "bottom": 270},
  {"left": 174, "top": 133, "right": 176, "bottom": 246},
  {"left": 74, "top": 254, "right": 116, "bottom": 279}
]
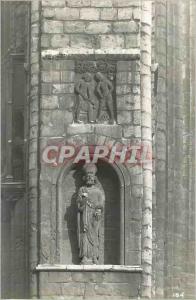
[
  {"left": 29, "top": 0, "right": 41, "bottom": 298},
  {"left": 141, "top": 1, "right": 152, "bottom": 298}
]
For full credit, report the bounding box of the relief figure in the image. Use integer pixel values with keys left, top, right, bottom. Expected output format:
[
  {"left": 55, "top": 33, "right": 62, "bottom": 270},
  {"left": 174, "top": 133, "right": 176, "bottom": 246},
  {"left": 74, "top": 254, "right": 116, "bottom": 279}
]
[
  {"left": 95, "top": 72, "right": 115, "bottom": 124},
  {"left": 75, "top": 73, "right": 95, "bottom": 123}
]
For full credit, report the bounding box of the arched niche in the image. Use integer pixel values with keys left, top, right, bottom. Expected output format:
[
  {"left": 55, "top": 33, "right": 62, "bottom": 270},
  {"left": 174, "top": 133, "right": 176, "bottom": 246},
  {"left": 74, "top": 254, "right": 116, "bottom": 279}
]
[{"left": 56, "top": 159, "right": 131, "bottom": 265}]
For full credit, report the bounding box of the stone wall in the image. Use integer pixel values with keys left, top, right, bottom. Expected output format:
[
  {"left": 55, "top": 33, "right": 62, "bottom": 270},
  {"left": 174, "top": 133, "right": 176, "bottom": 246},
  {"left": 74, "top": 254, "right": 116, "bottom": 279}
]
[{"left": 28, "top": 0, "right": 147, "bottom": 298}]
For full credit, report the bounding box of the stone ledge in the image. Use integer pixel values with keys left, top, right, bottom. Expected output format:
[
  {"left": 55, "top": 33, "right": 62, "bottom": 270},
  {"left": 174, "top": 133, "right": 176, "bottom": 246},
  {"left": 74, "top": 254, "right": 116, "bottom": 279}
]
[
  {"left": 42, "top": 48, "right": 140, "bottom": 60},
  {"left": 67, "top": 124, "right": 122, "bottom": 138},
  {"left": 36, "top": 264, "right": 142, "bottom": 272}
]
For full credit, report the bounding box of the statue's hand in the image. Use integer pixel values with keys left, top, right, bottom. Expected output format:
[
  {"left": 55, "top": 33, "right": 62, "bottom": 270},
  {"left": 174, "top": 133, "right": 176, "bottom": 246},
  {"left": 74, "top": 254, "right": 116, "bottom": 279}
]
[{"left": 94, "top": 208, "right": 102, "bottom": 220}]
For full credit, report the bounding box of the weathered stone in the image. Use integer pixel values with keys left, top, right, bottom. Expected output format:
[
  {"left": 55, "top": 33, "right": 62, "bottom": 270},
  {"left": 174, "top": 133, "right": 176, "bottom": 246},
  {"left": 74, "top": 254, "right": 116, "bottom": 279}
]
[
  {"left": 51, "top": 34, "right": 70, "bottom": 48},
  {"left": 80, "top": 8, "right": 100, "bottom": 20},
  {"left": 118, "top": 8, "right": 133, "bottom": 20},
  {"left": 54, "top": 7, "right": 80, "bottom": 20},
  {"left": 70, "top": 34, "right": 94, "bottom": 48},
  {"left": 94, "top": 125, "right": 122, "bottom": 138},
  {"left": 116, "top": 72, "right": 128, "bottom": 84},
  {"left": 117, "top": 94, "right": 134, "bottom": 110},
  {"left": 60, "top": 71, "right": 75, "bottom": 82},
  {"left": 42, "top": 0, "right": 65, "bottom": 7},
  {"left": 67, "top": 124, "right": 93, "bottom": 135},
  {"left": 91, "top": 0, "right": 113, "bottom": 7},
  {"left": 58, "top": 94, "right": 75, "bottom": 110},
  {"left": 42, "top": 71, "right": 60, "bottom": 83},
  {"left": 52, "top": 83, "right": 74, "bottom": 94},
  {"left": 66, "top": 0, "right": 91, "bottom": 7},
  {"left": 133, "top": 7, "right": 141, "bottom": 20},
  {"left": 100, "top": 34, "right": 124, "bottom": 48},
  {"left": 116, "top": 84, "right": 132, "bottom": 95},
  {"left": 48, "top": 272, "right": 72, "bottom": 283},
  {"left": 41, "top": 95, "right": 59, "bottom": 110},
  {"left": 125, "top": 34, "right": 140, "bottom": 48},
  {"left": 100, "top": 8, "right": 117, "bottom": 20},
  {"left": 42, "top": 8, "right": 55, "bottom": 18},
  {"left": 113, "top": 21, "right": 139, "bottom": 33},
  {"left": 117, "top": 111, "right": 132, "bottom": 124},
  {"left": 114, "top": 0, "right": 141, "bottom": 7},
  {"left": 85, "top": 22, "right": 111, "bottom": 34},
  {"left": 123, "top": 125, "right": 134, "bottom": 138},
  {"left": 133, "top": 110, "right": 141, "bottom": 125},
  {"left": 117, "top": 61, "right": 132, "bottom": 71},
  {"left": 42, "top": 20, "right": 64, "bottom": 33},
  {"left": 64, "top": 21, "right": 86, "bottom": 33}
]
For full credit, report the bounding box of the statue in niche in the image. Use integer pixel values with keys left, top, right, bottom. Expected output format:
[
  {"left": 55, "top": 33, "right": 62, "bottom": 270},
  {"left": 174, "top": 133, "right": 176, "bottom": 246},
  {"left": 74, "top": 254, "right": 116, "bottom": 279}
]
[
  {"left": 75, "top": 72, "right": 96, "bottom": 123},
  {"left": 95, "top": 72, "right": 115, "bottom": 124},
  {"left": 77, "top": 163, "right": 105, "bottom": 265}
]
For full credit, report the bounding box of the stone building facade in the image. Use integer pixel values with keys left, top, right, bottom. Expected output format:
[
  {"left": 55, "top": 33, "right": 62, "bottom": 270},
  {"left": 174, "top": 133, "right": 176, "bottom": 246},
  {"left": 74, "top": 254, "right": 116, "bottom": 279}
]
[{"left": 1, "top": 0, "right": 195, "bottom": 299}]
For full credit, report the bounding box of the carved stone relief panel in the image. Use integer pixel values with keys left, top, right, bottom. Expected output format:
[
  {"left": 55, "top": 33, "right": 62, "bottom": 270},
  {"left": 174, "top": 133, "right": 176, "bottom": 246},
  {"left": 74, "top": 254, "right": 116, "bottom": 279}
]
[{"left": 74, "top": 60, "right": 117, "bottom": 124}]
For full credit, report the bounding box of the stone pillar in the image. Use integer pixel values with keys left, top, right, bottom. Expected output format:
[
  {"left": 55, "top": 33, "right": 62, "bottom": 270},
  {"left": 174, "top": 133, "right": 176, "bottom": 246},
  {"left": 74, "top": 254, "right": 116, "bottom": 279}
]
[
  {"left": 141, "top": 1, "right": 152, "bottom": 298},
  {"left": 28, "top": 0, "right": 41, "bottom": 297}
]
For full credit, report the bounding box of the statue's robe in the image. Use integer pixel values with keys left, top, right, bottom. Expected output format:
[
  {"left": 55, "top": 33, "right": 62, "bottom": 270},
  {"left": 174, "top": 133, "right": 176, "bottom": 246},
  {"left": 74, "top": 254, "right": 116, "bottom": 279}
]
[{"left": 77, "top": 185, "right": 105, "bottom": 264}]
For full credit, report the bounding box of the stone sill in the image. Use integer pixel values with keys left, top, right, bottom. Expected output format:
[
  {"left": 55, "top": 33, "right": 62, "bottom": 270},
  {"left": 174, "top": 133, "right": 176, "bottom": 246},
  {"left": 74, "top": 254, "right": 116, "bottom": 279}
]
[
  {"left": 67, "top": 123, "right": 122, "bottom": 138},
  {"left": 42, "top": 48, "right": 140, "bottom": 60},
  {"left": 36, "top": 264, "right": 142, "bottom": 273}
]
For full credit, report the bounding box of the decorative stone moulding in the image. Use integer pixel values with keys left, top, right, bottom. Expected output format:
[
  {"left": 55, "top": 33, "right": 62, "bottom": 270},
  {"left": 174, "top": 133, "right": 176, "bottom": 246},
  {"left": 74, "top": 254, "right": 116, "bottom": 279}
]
[
  {"left": 41, "top": 48, "right": 140, "bottom": 60},
  {"left": 36, "top": 264, "right": 143, "bottom": 273}
]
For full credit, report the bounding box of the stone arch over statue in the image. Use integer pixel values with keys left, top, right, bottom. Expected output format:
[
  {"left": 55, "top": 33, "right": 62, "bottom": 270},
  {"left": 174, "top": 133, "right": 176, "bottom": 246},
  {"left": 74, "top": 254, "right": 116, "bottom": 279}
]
[{"left": 56, "top": 159, "right": 131, "bottom": 265}]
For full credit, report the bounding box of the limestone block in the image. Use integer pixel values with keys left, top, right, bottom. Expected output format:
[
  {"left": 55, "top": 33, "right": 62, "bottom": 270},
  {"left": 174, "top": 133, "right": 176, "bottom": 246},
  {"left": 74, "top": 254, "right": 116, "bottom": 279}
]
[
  {"left": 118, "top": 8, "right": 133, "bottom": 20},
  {"left": 117, "top": 61, "right": 132, "bottom": 71},
  {"left": 52, "top": 83, "right": 74, "bottom": 94},
  {"left": 125, "top": 34, "right": 140, "bottom": 48},
  {"left": 70, "top": 34, "right": 95, "bottom": 49},
  {"left": 100, "top": 34, "right": 124, "bottom": 48},
  {"left": 80, "top": 8, "right": 100, "bottom": 20},
  {"left": 58, "top": 94, "right": 75, "bottom": 110},
  {"left": 85, "top": 22, "right": 111, "bottom": 34},
  {"left": 133, "top": 110, "right": 141, "bottom": 125},
  {"left": 114, "top": 0, "right": 141, "bottom": 7},
  {"left": 100, "top": 8, "right": 117, "bottom": 20},
  {"left": 42, "top": 0, "right": 65, "bottom": 7},
  {"left": 51, "top": 34, "right": 70, "bottom": 48},
  {"left": 42, "top": 20, "right": 64, "bottom": 33},
  {"left": 117, "top": 95, "right": 134, "bottom": 110},
  {"left": 42, "top": 71, "right": 60, "bottom": 83},
  {"left": 113, "top": 21, "right": 139, "bottom": 33},
  {"left": 54, "top": 7, "right": 80, "bottom": 20},
  {"left": 117, "top": 111, "right": 132, "bottom": 125},
  {"left": 66, "top": 0, "right": 91, "bottom": 7},
  {"left": 91, "top": 0, "right": 113, "bottom": 7},
  {"left": 41, "top": 95, "right": 59, "bottom": 110},
  {"left": 94, "top": 124, "right": 122, "bottom": 138},
  {"left": 60, "top": 71, "right": 75, "bottom": 83},
  {"left": 116, "top": 85, "right": 132, "bottom": 95},
  {"left": 41, "top": 34, "right": 51, "bottom": 48},
  {"left": 41, "top": 83, "right": 52, "bottom": 95},
  {"left": 64, "top": 21, "right": 86, "bottom": 33},
  {"left": 133, "top": 7, "right": 141, "bottom": 20},
  {"left": 43, "top": 8, "right": 55, "bottom": 18}
]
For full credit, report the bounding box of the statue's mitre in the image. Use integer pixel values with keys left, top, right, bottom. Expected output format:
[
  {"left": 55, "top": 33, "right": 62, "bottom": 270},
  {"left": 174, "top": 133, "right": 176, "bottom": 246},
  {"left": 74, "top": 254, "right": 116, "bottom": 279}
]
[{"left": 83, "top": 163, "right": 97, "bottom": 174}]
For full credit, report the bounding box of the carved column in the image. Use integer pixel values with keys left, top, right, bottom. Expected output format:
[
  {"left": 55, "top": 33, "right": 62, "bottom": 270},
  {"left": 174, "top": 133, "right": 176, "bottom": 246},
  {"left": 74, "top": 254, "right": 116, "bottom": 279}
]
[{"left": 141, "top": 1, "right": 153, "bottom": 298}]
